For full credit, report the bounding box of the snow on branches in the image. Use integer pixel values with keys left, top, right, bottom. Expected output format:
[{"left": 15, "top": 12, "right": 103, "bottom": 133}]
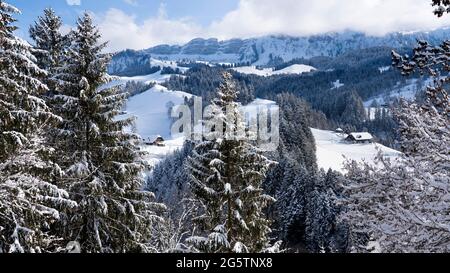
[
  {"left": 345, "top": 2, "right": 450, "bottom": 252},
  {"left": 187, "top": 72, "right": 277, "bottom": 253},
  {"left": 432, "top": 0, "right": 450, "bottom": 17}
]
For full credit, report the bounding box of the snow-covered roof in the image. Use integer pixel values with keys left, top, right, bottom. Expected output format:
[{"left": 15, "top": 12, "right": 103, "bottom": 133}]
[
  {"left": 348, "top": 132, "right": 373, "bottom": 141},
  {"left": 147, "top": 135, "right": 164, "bottom": 141}
]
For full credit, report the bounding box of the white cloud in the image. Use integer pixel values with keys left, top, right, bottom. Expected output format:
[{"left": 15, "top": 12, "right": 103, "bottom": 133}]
[
  {"left": 66, "top": 0, "right": 81, "bottom": 6},
  {"left": 96, "top": 0, "right": 450, "bottom": 52},
  {"left": 209, "top": 0, "right": 450, "bottom": 39},
  {"left": 97, "top": 4, "right": 203, "bottom": 52}
]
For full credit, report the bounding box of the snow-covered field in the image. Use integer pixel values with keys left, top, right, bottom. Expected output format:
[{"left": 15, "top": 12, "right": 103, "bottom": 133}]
[
  {"left": 125, "top": 84, "right": 192, "bottom": 139},
  {"left": 311, "top": 128, "right": 401, "bottom": 172},
  {"left": 232, "top": 64, "right": 316, "bottom": 77},
  {"left": 118, "top": 71, "right": 173, "bottom": 85},
  {"left": 123, "top": 85, "right": 192, "bottom": 167},
  {"left": 242, "top": 98, "right": 278, "bottom": 115},
  {"left": 140, "top": 136, "right": 186, "bottom": 168},
  {"left": 273, "top": 64, "right": 316, "bottom": 75}
]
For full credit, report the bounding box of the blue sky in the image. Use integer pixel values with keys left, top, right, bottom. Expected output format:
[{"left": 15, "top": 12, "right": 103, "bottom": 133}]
[
  {"left": 8, "top": 0, "right": 450, "bottom": 52},
  {"left": 10, "top": 0, "right": 239, "bottom": 29}
]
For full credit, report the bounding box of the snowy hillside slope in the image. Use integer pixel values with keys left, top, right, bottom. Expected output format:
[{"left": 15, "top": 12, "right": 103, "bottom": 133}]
[
  {"left": 275, "top": 64, "right": 316, "bottom": 75},
  {"left": 125, "top": 84, "right": 192, "bottom": 139},
  {"left": 311, "top": 128, "right": 401, "bottom": 172},
  {"left": 364, "top": 77, "right": 432, "bottom": 107},
  {"left": 231, "top": 66, "right": 275, "bottom": 76},
  {"left": 243, "top": 98, "right": 278, "bottom": 110},
  {"left": 111, "top": 71, "right": 172, "bottom": 86},
  {"left": 232, "top": 64, "right": 316, "bottom": 77},
  {"left": 140, "top": 137, "right": 186, "bottom": 168},
  {"left": 122, "top": 84, "right": 193, "bottom": 168}
]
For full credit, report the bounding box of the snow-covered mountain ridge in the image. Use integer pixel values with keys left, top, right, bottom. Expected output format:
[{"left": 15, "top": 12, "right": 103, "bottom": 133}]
[{"left": 109, "top": 29, "right": 450, "bottom": 74}]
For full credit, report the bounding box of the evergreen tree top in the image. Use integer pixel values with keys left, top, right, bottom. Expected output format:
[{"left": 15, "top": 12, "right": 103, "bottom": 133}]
[
  {"left": 74, "top": 12, "right": 108, "bottom": 55},
  {"left": 29, "top": 8, "right": 63, "bottom": 43},
  {"left": 29, "top": 7, "right": 69, "bottom": 74},
  {"left": 1, "top": 1, "right": 47, "bottom": 96},
  {"left": 57, "top": 12, "right": 111, "bottom": 93},
  {"left": 0, "top": 1, "right": 20, "bottom": 14},
  {"left": 214, "top": 71, "right": 239, "bottom": 107},
  {"left": 0, "top": 1, "right": 20, "bottom": 35}
]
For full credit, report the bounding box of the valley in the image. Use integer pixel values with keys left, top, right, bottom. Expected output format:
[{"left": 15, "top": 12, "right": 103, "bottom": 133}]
[{"left": 115, "top": 73, "right": 402, "bottom": 173}]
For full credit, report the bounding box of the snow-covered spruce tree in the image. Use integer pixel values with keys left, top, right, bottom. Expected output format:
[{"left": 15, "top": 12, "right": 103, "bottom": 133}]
[
  {"left": 52, "top": 13, "right": 165, "bottom": 253},
  {"left": 342, "top": 3, "right": 449, "bottom": 253},
  {"left": 0, "top": 1, "right": 75, "bottom": 253},
  {"left": 305, "top": 170, "right": 347, "bottom": 253},
  {"left": 273, "top": 160, "right": 310, "bottom": 247},
  {"left": 343, "top": 149, "right": 448, "bottom": 253},
  {"left": 432, "top": 0, "right": 450, "bottom": 17},
  {"left": 187, "top": 72, "right": 276, "bottom": 253},
  {"left": 392, "top": 39, "right": 449, "bottom": 170},
  {"left": 275, "top": 162, "right": 348, "bottom": 253},
  {"left": 29, "top": 8, "right": 70, "bottom": 92},
  {"left": 146, "top": 141, "right": 195, "bottom": 218}
]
